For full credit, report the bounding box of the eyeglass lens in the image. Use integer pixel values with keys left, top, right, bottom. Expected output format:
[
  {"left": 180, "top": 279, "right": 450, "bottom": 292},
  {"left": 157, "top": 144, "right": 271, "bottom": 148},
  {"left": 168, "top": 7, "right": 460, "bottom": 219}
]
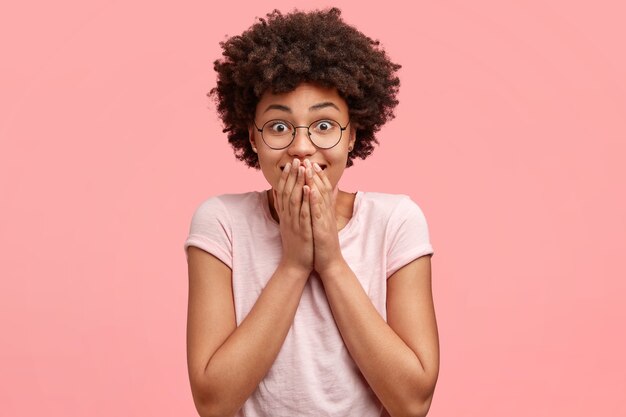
[{"left": 261, "top": 119, "right": 343, "bottom": 149}]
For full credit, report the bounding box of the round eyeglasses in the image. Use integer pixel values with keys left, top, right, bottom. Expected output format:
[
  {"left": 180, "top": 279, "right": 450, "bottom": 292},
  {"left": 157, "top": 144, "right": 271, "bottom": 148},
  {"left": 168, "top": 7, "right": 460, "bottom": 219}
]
[{"left": 253, "top": 119, "right": 350, "bottom": 150}]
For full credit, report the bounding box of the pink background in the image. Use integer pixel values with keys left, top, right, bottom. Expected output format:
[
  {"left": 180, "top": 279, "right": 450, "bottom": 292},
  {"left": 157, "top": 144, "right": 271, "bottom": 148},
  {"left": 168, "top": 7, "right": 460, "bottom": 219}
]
[{"left": 1, "top": 1, "right": 625, "bottom": 415}]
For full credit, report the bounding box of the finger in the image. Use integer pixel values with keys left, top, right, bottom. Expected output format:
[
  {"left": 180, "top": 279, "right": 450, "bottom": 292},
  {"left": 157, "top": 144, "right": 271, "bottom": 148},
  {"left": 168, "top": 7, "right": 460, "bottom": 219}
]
[
  {"left": 313, "top": 165, "right": 334, "bottom": 208},
  {"left": 283, "top": 158, "right": 300, "bottom": 214},
  {"left": 310, "top": 169, "right": 332, "bottom": 210},
  {"left": 289, "top": 165, "right": 305, "bottom": 224},
  {"left": 313, "top": 162, "right": 333, "bottom": 191},
  {"left": 309, "top": 187, "right": 323, "bottom": 220},
  {"left": 300, "top": 185, "right": 312, "bottom": 237},
  {"left": 304, "top": 161, "right": 314, "bottom": 186},
  {"left": 275, "top": 162, "right": 291, "bottom": 213},
  {"left": 304, "top": 163, "right": 320, "bottom": 205}
]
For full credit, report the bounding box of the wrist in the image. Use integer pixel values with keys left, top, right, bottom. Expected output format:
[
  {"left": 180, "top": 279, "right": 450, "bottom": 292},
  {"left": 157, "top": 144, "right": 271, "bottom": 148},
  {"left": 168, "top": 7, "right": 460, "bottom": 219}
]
[
  {"left": 277, "top": 260, "right": 312, "bottom": 280},
  {"left": 316, "top": 256, "right": 349, "bottom": 279}
]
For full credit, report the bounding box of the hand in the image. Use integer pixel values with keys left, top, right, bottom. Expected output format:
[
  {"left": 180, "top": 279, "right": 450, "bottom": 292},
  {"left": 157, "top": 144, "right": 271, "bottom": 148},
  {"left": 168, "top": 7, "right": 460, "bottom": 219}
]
[
  {"left": 303, "top": 159, "right": 346, "bottom": 276},
  {"left": 273, "top": 158, "right": 314, "bottom": 275}
]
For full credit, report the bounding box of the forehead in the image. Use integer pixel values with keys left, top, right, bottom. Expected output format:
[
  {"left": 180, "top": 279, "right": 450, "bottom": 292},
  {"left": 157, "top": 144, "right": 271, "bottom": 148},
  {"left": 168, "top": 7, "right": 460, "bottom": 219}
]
[{"left": 256, "top": 82, "right": 348, "bottom": 115}]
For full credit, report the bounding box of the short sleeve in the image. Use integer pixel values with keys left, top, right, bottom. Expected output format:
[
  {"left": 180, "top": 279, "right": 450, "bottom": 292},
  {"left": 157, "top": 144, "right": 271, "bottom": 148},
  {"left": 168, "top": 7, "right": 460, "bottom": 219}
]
[
  {"left": 183, "top": 196, "right": 233, "bottom": 269},
  {"left": 386, "top": 196, "right": 434, "bottom": 278}
]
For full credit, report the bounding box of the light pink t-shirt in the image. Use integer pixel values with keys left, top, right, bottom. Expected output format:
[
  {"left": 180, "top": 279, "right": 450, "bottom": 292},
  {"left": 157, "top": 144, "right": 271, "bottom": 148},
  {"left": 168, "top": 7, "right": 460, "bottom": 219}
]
[{"left": 184, "top": 190, "right": 434, "bottom": 417}]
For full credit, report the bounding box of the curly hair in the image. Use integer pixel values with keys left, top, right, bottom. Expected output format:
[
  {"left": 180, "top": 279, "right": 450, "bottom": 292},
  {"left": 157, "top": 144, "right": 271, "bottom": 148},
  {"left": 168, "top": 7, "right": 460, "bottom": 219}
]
[{"left": 209, "top": 7, "right": 401, "bottom": 168}]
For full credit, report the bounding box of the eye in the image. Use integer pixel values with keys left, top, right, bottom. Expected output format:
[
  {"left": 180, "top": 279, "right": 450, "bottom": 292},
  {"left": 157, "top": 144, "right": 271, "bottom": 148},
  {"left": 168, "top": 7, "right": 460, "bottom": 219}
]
[
  {"left": 266, "top": 121, "right": 292, "bottom": 135},
  {"left": 312, "top": 120, "right": 338, "bottom": 134}
]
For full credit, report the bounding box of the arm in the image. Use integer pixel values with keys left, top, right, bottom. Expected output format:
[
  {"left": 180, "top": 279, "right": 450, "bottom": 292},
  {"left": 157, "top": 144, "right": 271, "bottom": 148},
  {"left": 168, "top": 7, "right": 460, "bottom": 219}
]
[
  {"left": 303, "top": 160, "right": 439, "bottom": 416},
  {"left": 187, "top": 160, "right": 314, "bottom": 417},
  {"left": 318, "top": 255, "right": 439, "bottom": 417},
  {"left": 186, "top": 247, "right": 309, "bottom": 417}
]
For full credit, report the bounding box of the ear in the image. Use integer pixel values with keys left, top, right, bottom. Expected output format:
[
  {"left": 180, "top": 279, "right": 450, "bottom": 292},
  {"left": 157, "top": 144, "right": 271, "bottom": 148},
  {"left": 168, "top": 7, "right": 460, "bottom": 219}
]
[
  {"left": 248, "top": 125, "right": 258, "bottom": 153},
  {"left": 348, "top": 125, "right": 356, "bottom": 152}
]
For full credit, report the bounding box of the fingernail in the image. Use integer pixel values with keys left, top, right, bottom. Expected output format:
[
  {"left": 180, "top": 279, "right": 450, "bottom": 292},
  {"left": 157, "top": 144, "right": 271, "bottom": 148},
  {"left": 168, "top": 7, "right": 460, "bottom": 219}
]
[
  {"left": 313, "top": 162, "right": 322, "bottom": 172},
  {"left": 284, "top": 163, "right": 291, "bottom": 172}
]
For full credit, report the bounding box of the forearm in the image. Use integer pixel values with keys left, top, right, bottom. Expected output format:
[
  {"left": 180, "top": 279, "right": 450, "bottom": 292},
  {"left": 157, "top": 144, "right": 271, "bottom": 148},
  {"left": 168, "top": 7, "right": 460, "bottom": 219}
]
[
  {"left": 198, "top": 263, "right": 309, "bottom": 417},
  {"left": 319, "top": 261, "right": 435, "bottom": 417}
]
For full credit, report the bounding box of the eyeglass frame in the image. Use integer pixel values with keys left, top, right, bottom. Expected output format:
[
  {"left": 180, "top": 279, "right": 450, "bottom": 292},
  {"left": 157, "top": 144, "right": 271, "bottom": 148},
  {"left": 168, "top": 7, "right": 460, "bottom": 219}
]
[{"left": 253, "top": 118, "right": 351, "bottom": 150}]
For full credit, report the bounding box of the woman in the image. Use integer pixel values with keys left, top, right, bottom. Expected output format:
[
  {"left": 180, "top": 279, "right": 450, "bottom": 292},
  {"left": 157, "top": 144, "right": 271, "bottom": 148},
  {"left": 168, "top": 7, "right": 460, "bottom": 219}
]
[{"left": 184, "top": 8, "right": 439, "bottom": 417}]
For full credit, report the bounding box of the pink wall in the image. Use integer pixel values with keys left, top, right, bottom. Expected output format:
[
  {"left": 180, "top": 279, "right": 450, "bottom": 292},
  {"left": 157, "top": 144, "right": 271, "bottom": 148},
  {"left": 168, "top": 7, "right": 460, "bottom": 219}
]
[{"left": 1, "top": 1, "right": 625, "bottom": 415}]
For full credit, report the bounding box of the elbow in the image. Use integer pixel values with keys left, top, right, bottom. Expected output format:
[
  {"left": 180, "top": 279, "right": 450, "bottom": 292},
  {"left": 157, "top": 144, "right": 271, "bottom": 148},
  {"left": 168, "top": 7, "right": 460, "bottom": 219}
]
[
  {"left": 196, "top": 403, "right": 235, "bottom": 417},
  {"left": 386, "top": 393, "right": 434, "bottom": 417},
  {"left": 191, "top": 380, "right": 238, "bottom": 417},
  {"left": 408, "top": 394, "right": 434, "bottom": 417},
  {"left": 407, "top": 366, "right": 438, "bottom": 417},
  {"left": 194, "top": 395, "right": 239, "bottom": 417},
  {"left": 388, "top": 395, "right": 433, "bottom": 417},
  {"left": 391, "top": 374, "right": 437, "bottom": 417}
]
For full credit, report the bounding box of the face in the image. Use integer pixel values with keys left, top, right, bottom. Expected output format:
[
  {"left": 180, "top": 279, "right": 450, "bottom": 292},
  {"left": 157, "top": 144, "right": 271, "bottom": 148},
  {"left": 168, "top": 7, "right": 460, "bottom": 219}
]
[{"left": 249, "top": 82, "right": 356, "bottom": 191}]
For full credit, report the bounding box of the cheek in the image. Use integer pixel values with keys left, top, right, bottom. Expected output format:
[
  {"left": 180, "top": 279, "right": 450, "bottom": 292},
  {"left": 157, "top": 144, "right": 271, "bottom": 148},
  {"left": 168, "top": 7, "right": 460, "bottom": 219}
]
[
  {"left": 260, "top": 166, "right": 278, "bottom": 188},
  {"left": 324, "top": 153, "right": 349, "bottom": 186},
  {"left": 258, "top": 158, "right": 281, "bottom": 188},
  {"left": 327, "top": 167, "right": 345, "bottom": 188}
]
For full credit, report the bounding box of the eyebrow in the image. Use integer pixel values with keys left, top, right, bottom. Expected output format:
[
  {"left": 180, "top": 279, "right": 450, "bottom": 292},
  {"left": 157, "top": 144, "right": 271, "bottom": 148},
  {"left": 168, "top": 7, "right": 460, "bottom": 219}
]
[
  {"left": 263, "top": 104, "right": 291, "bottom": 114},
  {"left": 262, "top": 102, "right": 341, "bottom": 113},
  {"left": 309, "top": 102, "right": 340, "bottom": 112}
]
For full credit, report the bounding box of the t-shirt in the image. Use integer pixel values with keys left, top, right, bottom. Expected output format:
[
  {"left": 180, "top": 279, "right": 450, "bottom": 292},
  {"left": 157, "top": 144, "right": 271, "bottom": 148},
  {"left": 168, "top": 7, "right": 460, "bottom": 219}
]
[{"left": 183, "top": 189, "right": 434, "bottom": 417}]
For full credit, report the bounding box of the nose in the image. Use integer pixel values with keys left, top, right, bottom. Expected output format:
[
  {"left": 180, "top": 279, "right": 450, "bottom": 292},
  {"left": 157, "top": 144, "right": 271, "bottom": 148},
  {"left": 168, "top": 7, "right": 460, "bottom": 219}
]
[{"left": 287, "top": 127, "right": 316, "bottom": 158}]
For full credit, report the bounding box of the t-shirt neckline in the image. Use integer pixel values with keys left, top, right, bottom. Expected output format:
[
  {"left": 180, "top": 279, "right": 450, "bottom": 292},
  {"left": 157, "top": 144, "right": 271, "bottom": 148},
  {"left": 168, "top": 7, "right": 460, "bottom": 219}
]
[{"left": 260, "top": 189, "right": 362, "bottom": 237}]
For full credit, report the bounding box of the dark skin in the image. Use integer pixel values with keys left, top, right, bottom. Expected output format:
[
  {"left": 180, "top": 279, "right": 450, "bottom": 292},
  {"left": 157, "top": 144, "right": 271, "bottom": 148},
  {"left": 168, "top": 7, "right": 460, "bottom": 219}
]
[
  {"left": 267, "top": 188, "right": 356, "bottom": 231},
  {"left": 186, "top": 83, "right": 438, "bottom": 417}
]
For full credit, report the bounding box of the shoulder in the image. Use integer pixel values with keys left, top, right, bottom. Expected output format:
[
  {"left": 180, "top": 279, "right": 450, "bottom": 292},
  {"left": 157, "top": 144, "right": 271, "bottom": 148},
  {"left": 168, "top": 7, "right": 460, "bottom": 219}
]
[
  {"left": 192, "top": 190, "right": 263, "bottom": 219},
  {"left": 363, "top": 192, "right": 434, "bottom": 275},
  {"left": 358, "top": 191, "right": 426, "bottom": 220},
  {"left": 187, "top": 191, "right": 266, "bottom": 235},
  {"left": 185, "top": 191, "right": 265, "bottom": 260}
]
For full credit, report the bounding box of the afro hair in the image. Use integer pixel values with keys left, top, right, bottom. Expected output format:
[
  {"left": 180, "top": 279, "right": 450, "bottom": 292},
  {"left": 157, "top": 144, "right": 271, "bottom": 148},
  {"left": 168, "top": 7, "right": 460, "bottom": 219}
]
[{"left": 209, "top": 7, "right": 401, "bottom": 168}]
